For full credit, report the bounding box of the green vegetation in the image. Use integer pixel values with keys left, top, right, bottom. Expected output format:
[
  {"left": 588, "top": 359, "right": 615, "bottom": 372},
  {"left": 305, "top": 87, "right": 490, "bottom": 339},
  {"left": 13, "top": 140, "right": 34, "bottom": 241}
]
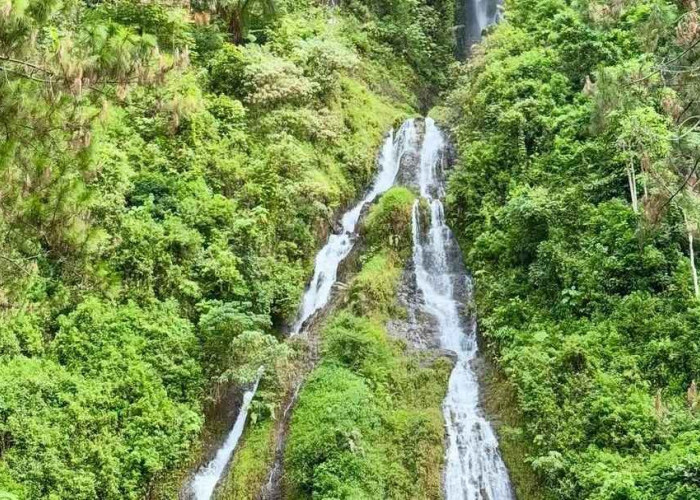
[
  {"left": 218, "top": 419, "right": 276, "bottom": 499},
  {"left": 363, "top": 186, "right": 416, "bottom": 258},
  {"left": 0, "top": 0, "right": 454, "bottom": 498},
  {"left": 480, "top": 358, "right": 553, "bottom": 500},
  {"left": 6, "top": 0, "right": 700, "bottom": 497},
  {"left": 212, "top": 335, "right": 306, "bottom": 500},
  {"left": 283, "top": 187, "right": 453, "bottom": 500},
  {"left": 216, "top": 186, "right": 418, "bottom": 500},
  {"left": 445, "top": 0, "right": 700, "bottom": 498}
]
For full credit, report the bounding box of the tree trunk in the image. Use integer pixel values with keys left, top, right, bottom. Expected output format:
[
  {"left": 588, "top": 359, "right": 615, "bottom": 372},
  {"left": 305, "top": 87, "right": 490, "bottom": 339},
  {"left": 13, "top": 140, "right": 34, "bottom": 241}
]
[
  {"left": 690, "top": 231, "right": 698, "bottom": 298},
  {"left": 685, "top": 211, "right": 699, "bottom": 298},
  {"left": 627, "top": 165, "right": 639, "bottom": 213},
  {"left": 229, "top": 9, "right": 245, "bottom": 44}
]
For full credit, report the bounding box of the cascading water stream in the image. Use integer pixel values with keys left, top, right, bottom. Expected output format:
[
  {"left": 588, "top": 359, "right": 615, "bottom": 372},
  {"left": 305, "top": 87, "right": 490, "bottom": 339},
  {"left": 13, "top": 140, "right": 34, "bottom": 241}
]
[
  {"left": 457, "top": 0, "right": 501, "bottom": 57},
  {"left": 291, "top": 119, "right": 418, "bottom": 335},
  {"left": 411, "top": 118, "right": 514, "bottom": 499},
  {"left": 189, "top": 373, "right": 262, "bottom": 500},
  {"left": 187, "top": 120, "right": 419, "bottom": 500}
]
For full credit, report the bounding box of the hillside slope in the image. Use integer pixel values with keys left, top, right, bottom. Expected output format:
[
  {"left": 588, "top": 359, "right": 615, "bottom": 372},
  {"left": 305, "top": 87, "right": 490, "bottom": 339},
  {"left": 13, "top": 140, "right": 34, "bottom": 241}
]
[{"left": 445, "top": 0, "right": 700, "bottom": 497}]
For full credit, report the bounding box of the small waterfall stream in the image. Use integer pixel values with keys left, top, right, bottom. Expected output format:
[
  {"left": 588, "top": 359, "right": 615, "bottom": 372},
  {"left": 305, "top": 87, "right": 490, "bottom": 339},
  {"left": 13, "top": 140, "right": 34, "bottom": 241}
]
[
  {"left": 291, "top": 119, "right": 418, "bottom": 335},
  {"left": 189, "top": 375, "right": 262, "bottom": 500},
  {"left": 411, "top": 118, "right": 514, "bottom": 499},
  {"left": 457, "top": 0, "right": 501, "bottom": 57},
  {"left": 187, "top": 120, "right": 419, "bottom": 500}
]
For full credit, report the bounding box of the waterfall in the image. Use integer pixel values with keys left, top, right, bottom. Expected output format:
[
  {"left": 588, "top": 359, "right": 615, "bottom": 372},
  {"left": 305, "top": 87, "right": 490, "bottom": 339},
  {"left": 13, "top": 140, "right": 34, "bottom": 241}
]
[
  {"left": 259, "top": 119, "right": 420, "bottom": 498},
  {"left": 187, "top": 120, "right": 419, "bottom": 500},
  {"left": 457, "top": 0, "right": 501, "bottom": 57},
  {"left": 411, "top": 118, "right": 514, "bottom": 499},
  {"left": 291, "top": 119, "right": 419, "bottom": 335},
  {"left": 189, "top": 373, "right": 262, "bottom": 500}
]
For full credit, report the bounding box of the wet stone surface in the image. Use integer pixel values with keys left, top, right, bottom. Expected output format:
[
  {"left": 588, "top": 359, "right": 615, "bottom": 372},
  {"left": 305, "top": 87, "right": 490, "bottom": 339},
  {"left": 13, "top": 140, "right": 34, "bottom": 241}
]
[{"left": 387, "top": 260, "right": 442, "bottom": 350}]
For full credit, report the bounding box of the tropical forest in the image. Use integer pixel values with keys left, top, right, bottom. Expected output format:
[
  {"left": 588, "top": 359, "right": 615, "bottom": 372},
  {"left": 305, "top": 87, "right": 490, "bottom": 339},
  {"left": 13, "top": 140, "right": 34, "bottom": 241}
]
[{"left": 0, "top": 0, "right": 698, "bottom": 498}]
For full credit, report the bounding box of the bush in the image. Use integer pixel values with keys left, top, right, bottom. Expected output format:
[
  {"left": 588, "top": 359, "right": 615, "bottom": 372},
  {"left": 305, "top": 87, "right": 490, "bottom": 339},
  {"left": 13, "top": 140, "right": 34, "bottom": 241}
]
[
  {"left": 0, "top": 357, "right": 202, "bottom": 500},
  {"left": 285, "top": 365, "right": 383, "bottom": 498},
  {"left": 364, "top": 186, "right": 416, "bottom": 258}
]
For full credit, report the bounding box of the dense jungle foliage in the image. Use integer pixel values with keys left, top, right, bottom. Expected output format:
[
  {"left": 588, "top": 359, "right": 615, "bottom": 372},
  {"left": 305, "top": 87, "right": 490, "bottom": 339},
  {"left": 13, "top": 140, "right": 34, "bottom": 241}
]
[
  {"left": 0, "top": 0, "right": 455, "bottom": 498},
  {"left": 4, "top": 0, "right": 700, "bottom": 497},
  {"left": 445, "top": 0, "right": 700, "bottom": 497}
]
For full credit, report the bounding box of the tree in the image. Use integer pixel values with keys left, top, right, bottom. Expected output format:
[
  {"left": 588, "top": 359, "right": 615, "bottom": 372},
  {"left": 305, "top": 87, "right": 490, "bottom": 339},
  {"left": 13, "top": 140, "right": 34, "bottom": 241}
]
[
  {"left": 616, "top": 107, "right": 672, "bottom": 216},
  {"left": 196, "top": 0, "right": 277, "bottom": 44},
  {"left": 0, "top": 0, "right": 182, "bottom": 289}
]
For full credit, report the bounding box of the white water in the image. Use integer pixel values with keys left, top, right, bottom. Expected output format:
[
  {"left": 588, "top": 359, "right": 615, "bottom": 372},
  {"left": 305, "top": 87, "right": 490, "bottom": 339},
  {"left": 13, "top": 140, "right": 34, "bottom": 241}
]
[
  {"left": 291, "top": 119, "right": 419, "bottom": 334},
  {"left": 412, "top": 118, "right": 513, "bottom": 499},
  {"left": 189, "top": 374, "right": 262, "bottom": 500},
  {"left": 475, "top": 0, "right": 499, "bottom": 33},
  {"left": 459, "top": 0, "right": 501, "bottom": 57}
]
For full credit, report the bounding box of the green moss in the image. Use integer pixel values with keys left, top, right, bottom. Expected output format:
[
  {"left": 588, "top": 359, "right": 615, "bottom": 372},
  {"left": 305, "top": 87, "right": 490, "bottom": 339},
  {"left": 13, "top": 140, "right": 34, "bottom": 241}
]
[
  {"left": 364, "top": 187, "right": 416, "bottom": 258},
  {"left": 348, "top": 252, "right": 402, "bottom": 319},
  {"left": 342, "top": 187, "right": 417, "bottom": 319},
  {"left": 285, "top": 318, "right": 451, "bottom": 500},
  {"left": 217, "top": 419, "right": 276, "bottom": 500},
  {"left": 285, "top": 364, "right": 383, "bottom": 498}
]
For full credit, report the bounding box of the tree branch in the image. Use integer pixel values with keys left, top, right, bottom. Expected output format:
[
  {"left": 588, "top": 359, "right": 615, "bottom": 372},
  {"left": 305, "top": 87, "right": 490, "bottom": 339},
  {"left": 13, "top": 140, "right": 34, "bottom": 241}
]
[
  {"left": 0, "top": 254, "right": 31, "bottom": 274},
  {"left": 0, "top": 66, "right": 52, "bottom": 83},
  {"left": 658, "top": 155, "right": 700, "bottom": 215},
  {"left": 0, "top": 55, "right": 52, "bottom": 74},
  {"left": 627, "top": 36, "right": 700, "bottom": 87}
]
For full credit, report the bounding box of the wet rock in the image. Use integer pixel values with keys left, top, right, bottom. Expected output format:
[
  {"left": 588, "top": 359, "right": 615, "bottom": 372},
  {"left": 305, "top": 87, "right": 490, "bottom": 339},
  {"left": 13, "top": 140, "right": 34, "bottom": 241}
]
[{"left": 387, "top": 260, "right": 441, "bottom": 349}]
